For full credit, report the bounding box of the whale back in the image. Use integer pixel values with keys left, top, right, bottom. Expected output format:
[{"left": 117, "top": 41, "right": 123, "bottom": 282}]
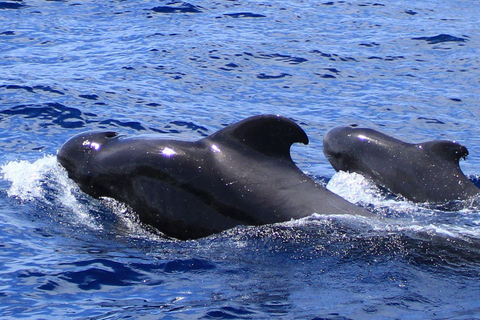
[{"left": 58, "top": 116, "right": 372, "bottom": 239}]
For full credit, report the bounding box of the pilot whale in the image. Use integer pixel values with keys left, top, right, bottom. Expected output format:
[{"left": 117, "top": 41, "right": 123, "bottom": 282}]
[
  {"left": 323, "top": 125, "right": 480, "bottom": 203},
  {"left": 58, "top": 115, "right": 374, "bottom": 239}
]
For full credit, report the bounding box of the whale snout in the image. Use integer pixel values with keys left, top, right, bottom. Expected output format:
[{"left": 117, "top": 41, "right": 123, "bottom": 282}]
[
  {"left": 57, "top": 131, "right": 119, "bottom": 180},
  {"left": 323, "top": 126, "right": 359, "bottom": 172},
  {"left": 323, "top": 126, "right": 350, "bottom": 152}
]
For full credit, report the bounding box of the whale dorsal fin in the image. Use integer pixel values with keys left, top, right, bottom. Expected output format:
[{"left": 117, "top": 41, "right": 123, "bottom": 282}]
[
  {"left": 205, "top": 115, "right": 309, "bottom": 159},
  {"left": 420, "top": 140, "right": 469, "bottom": 164}
]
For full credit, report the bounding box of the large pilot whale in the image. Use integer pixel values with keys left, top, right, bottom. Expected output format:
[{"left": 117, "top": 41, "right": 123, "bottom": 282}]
[
  {"left": 323, "top": 125, "right": 480, "bottom": 203},
  {"left": 57, "top": 115, "right": 374, "bottom": 239}
]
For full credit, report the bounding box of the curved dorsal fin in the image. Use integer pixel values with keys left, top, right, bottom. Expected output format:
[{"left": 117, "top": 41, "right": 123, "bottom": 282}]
[
  {"left": 419, "top": 140, "right": 469, "bottom": 164},
  {"left": 205, "top": 115, "right": 309, "bottom": 159}
]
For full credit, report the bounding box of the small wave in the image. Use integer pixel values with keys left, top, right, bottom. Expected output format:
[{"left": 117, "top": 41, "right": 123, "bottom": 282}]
[
  {"left": 243, "top": 52, "right": 308, "bottom": 65},
  {"left": 224, "top": 12, "right": 266, "bottom": 19},
  {"left": 0, "top": 84, "right": 65, "bottom": 95},
  {"left": 412, "top": 34, "right": 468, "bottom": 45},
  {"left": 0, "top": 103, "right": 88, "bottom": 129},
  {"left": 0, "top": 1, "right": 26, "bottom": 10},
  {"left": 257, "top": 73, "right": 291, "bottom": 80},
  {"left": 150, "top": 2, "right": 202, "bottom": 14}
]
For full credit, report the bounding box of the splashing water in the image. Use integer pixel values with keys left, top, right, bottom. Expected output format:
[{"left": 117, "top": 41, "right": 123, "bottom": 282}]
[
  {"left": 1, "top": 155, "right": 101, "bottom": 230},
  {"left": 326, "top": 171, "right": 413, "bottom": 212},
  {"left": 326, "top": 170, "right": 480, "bottom": 242},
  {"left": 2, "top": 155, "right": 56, "bottom": 201}
]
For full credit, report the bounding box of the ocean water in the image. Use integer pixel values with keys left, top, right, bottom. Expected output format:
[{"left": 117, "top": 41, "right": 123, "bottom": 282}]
[{"left": 1, "top": 0, "right": 480, "bottom": 319}]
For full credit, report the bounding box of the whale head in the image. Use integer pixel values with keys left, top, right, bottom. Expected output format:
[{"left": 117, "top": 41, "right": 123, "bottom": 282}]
[
  {"left": 57, "top": 131, "right": 120, "bottom": 196},
  {"left": 322, "top": 124, "right": 386, "bottom": 173}
]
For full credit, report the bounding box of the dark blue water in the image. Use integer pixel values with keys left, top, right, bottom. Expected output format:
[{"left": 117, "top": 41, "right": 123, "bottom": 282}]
[{"left": 2, "top": 0, "right": 480, "bottom": 319}]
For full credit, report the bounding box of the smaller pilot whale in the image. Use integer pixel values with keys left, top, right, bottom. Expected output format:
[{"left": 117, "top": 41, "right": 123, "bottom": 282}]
[
  {"left": 58, "top": 115, "right": 374, "bottom": 240},
  {"left": 323, "top": 125, "right": 480, "bottom": 203}
]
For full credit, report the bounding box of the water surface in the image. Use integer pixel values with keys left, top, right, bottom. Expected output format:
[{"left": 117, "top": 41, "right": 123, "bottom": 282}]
[{"left": 1, "top": 0, "right": 480, "bottom": 318}]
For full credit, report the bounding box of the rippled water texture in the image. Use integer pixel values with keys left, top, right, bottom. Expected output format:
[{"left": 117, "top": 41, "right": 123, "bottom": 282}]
[{"left": 1, "top": 0, "right": 480, "bottom": 319}]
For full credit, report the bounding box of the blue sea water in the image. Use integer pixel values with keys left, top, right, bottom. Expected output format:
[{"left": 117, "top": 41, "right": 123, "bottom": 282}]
[{"left": 1, "top": 0, "right": 480, "bottom": 318}]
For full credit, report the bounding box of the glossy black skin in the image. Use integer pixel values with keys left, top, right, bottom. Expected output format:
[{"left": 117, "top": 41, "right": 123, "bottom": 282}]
[
  {"left": 323, "top": 125, "right": 480, "bottom": 203},
  {"left": 58, "top": 115, "right": 374, "bottom": 240}
]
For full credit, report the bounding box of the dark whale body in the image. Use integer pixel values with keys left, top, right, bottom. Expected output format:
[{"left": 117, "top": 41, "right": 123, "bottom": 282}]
[
  {"left": 58, "top": 115, "right": 373, "bottom": 240},
  {"left": 323, "top": 125, "right": 480, "bottom": 203}
]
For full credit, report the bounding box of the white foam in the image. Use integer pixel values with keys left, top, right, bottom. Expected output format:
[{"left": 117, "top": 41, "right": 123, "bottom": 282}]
[
  {"left": 1, "top": 155, "right": 101, "bottom": 230},
  {"left": 324, "top": 170, "right": 480, "bottom": 240},
  {"left": 1, "top": 155, "right": 55, "bottom": 201},
  {"left": 326, "top": 171, "right": 414, "bottom": 212}
]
